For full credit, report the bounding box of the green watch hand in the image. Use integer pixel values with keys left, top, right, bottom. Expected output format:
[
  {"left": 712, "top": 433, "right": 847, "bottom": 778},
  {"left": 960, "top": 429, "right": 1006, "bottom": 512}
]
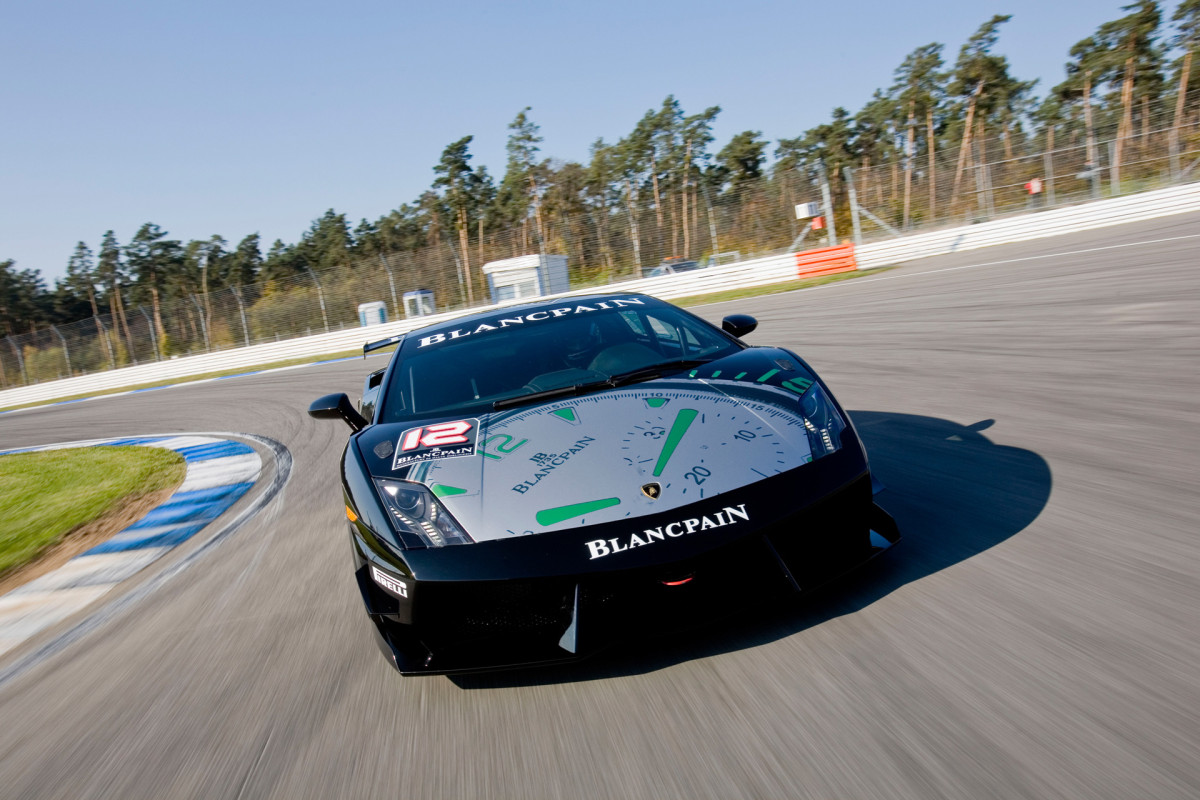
[
  {"left": 653, "top": 408, "right": 699, "bottom": 477},
  {"left": 536, "top": 497, "right": 621, "bottom": 526}
]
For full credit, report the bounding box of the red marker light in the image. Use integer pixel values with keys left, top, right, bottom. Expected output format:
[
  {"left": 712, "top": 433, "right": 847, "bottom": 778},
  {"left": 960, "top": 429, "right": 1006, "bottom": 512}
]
[{"left": 662, "top": 576, "right": 694, "bottom": 586}]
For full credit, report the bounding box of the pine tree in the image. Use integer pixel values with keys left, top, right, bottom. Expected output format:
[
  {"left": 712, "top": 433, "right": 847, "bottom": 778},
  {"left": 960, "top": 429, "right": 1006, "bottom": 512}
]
[
  {"left": 227, "top": 233, "right": 263, "bottom": 290},
  {"left": 64, "top": 241, "right": 115, "bottom": 366},
  {"left": 947, "top": 15, "right": 1033, "bottom": 210},
  {"left": 433, "top": 136, "right": 484, "bottom": 304},
  {"left": 495, "top": 108, "right": 544, "bottom": 250},
  {"left": 96, "top": 230, "right": 136, "bottom": 363},
  {"left": 893, "top": 43, "right": 946, "bottom": 226},
  {"left": 1171, "top": 0, "right": 1200, "bottom": 168},
  {"left": 126, "top": 222, "right": 182, "bottom": 346},
  {"left": 717, "top": 131, "right": 768, "bottom": 191}
]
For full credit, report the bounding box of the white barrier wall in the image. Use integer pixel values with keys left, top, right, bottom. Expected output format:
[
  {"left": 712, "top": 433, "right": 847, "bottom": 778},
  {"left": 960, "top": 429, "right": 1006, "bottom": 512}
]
[
  {"left": 856, "top": 182, "right": 1200, "bottom": 268},
  {"left": 3, "top": 181, "right": 1198, "bottom": 410}
]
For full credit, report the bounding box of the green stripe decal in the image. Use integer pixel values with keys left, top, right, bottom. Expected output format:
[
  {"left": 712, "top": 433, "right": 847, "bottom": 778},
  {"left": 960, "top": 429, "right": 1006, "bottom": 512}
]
[
  {"left": 430, "top": 484, "right": 468, "bottom": 498},
  {"left": 757, "top": 369, "right": 780, "bottom": 382},
  {"left": 653, "top": 408, "right": 699, "bottom": 477},
  {"left": 536, "top": 497, "right": 621, "bottom": 526}
]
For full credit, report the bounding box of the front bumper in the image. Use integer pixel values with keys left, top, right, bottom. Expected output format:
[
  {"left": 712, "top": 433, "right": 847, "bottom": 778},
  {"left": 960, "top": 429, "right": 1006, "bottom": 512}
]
[{"left": 356, "top": 475, "right": 899, "bottom": 675}]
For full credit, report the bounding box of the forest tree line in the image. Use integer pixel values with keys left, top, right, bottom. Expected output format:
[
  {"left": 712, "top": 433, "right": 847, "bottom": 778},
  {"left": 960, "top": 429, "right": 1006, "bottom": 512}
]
[{"left": 3, "top": 1, "right": 1199, "bottom": 350}]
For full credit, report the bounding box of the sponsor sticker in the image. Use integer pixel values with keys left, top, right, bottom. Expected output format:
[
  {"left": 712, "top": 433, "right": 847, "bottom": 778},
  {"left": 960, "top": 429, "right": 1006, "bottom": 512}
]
[
  {"left": 584, "top": 503, "right": 750, "bottom": 560},
  {"left": 415, "top": 298, "right": 646, "bottom": 348},
  {"left": 370, "top": 565, "right": 409, "bottom": 598},
  {"left": 510, "top": 436, "right": 596, "bottom": 494},
  {"left": 392, "top": 418, "right": 480, "bottom": 469}
]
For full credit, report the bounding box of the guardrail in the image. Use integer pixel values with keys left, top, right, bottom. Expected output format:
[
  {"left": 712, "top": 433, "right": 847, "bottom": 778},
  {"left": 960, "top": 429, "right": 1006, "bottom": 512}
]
[
  {"left": 855, "top": 181, "right": 1200, "bottom": 268},
  {"left": 3, "top": 181, "right": 1199, "bottom": 411}
]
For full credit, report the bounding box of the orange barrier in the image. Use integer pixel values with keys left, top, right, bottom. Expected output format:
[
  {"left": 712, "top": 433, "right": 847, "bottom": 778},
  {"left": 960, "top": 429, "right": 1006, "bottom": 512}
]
[{"left": 795, "top": 243, "right": 857, "bottom": 279}]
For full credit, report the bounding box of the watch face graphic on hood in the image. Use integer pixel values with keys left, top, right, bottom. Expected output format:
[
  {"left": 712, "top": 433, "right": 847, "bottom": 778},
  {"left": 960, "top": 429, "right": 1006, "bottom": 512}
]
[{"left": 388, "top": 377, "right": 829, "bottom": 543}]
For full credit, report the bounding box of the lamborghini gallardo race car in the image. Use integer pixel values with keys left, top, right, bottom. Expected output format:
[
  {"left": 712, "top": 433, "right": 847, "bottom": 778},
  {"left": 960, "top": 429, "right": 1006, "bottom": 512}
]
[{"left": 309, "top": 292, "right": 899, "bottom": 674}]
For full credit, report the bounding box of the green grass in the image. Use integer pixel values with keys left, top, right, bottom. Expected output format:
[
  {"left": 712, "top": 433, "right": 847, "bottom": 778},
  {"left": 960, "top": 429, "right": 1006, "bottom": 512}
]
[{"left": 0, "top": 446, "right": 186, "bottom": 576}]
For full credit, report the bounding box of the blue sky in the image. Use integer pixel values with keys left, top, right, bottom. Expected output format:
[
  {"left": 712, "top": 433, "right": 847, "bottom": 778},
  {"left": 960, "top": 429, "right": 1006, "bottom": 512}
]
[{"left": 0, "top": 0, "right": 1178, "bottom": 282}]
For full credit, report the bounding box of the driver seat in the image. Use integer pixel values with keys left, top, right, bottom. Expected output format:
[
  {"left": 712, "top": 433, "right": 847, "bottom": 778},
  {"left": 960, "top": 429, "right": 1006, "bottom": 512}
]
[{"left": 588, "top": 342, "right": 661, "bottom": 374}]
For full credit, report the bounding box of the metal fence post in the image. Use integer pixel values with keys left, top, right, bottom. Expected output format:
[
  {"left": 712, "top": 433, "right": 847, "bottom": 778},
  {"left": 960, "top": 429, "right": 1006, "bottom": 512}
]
[
  {"left": 817, "top": 161, "right": 837, "bottom": 246},
  {"left": 441, "top": 233, "right": 467, "bottom": 307},
  {"left": 6, "top": 336, "right": 28, "bottom": 385},
  {"left": 136, "top": 306, "right": 161, "bottom": 361},
  {"left": 231, "top": 286, "right": 251, "bottom": 347},
  {"left": 1043, "top": 150, "right": 1056, "bottom": 207},
  {"left": 379, "top": 253, "right": 400, "bottom": 321},
  {"left": 305, "top": 267, "right": 330, "bottom": 332},
  {"left": 843, "top": 167, "right": 863, "bottom": 246},
  {"left": 1110, "top": 140, "right": 1120, "bottom": 196},
  {"left": 191, "top": 294, "right": 212, "bottom": 352},
  {"left": 984, "top": 163, "right": 996, "bottom": 218},
  {"left": 1169, "top": 128, "right": 1181, "bottom": 181},
  {"left": 972, "top": 157, "right": 983, "bottom": 219},
  {"left": 49, "top": 325, "right": 72, "bottom": 376},
  {"left": 699, "top": 177, "right": 719, "bottom": 258},
  {"left": 91, "top": 315, "right": 116, "bottom": 369}
]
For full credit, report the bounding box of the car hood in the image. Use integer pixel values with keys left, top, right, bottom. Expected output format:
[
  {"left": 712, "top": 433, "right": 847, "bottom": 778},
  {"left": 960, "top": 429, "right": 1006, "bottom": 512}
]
[{"left": 355, "top": 348, "right": 828, "bottom": 543}]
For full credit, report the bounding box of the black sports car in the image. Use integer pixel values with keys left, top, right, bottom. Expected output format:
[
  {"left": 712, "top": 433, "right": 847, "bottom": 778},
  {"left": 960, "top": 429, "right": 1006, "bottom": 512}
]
[{"left": 309, "top": 293, "right": 899, "bottom": 674}]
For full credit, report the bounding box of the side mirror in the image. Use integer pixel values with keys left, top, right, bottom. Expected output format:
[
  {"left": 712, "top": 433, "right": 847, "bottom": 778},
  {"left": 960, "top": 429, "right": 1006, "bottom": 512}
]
[
  {"left": 722, "top": 314, "right": 758, "bottom": 338},
  {"left": 360, "top": 368, "right": 386, "bottom": 423},
  {"left": 309, "top": 393, "right": 368, "bottom": 433}
]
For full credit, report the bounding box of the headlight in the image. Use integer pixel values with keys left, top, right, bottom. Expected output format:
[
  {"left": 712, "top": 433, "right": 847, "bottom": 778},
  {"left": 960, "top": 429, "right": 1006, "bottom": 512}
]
[
  {"left": 373, "top": 478, "right": 473, "bottom": 547},
  {"left": 799, "top": 382, "right": 845, "bottom": 461}
]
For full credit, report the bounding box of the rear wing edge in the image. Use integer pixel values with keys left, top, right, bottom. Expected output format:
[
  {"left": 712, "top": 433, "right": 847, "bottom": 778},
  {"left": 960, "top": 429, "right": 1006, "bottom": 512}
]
[{"left": 363, "top": 334, "right": 405, "bottom": 358}]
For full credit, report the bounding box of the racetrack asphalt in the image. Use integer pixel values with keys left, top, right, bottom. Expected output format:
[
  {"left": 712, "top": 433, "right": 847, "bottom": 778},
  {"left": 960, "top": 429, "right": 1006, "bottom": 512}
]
[{"left": 0, "top": 212, "right": 1197, "bottom": 799}]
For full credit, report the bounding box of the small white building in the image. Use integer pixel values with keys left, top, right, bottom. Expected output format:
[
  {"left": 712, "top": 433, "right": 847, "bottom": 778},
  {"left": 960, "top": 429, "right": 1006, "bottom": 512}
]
[
  {"left": 481, "top": 255, "right": 569, "bottom": 304},
  {"left": 403, "top": 289, "right": 436, "bottom": 318},
  {"left": 357, "top": 301, "right": 387, "bottom": 326}
]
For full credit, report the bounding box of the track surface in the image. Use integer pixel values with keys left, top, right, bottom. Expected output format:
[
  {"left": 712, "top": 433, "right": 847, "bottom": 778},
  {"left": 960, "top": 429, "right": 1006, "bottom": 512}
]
[{"left": 2, "top": 214, "right": 1198, "bottom": 799}]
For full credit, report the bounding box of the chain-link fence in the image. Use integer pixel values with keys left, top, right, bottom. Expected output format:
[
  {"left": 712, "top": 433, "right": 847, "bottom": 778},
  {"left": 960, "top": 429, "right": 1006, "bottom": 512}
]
[
  {"left": 3, "top": 113, "right": 1200, "bottom": 390},
  {"left": 846, "top": 111, "right": 1200, "bottom": 238}
]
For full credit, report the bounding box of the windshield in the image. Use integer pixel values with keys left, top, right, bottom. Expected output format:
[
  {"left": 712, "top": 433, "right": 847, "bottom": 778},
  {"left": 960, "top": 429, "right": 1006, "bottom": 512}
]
[{"left": 377, "top": 299, "right": 741, "bottom": 423}]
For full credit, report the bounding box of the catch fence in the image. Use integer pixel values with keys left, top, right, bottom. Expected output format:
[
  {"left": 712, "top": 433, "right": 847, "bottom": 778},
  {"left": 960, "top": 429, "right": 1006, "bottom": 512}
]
[{"left": 3, "top": 115, "right": 1200, "bottom": 390}]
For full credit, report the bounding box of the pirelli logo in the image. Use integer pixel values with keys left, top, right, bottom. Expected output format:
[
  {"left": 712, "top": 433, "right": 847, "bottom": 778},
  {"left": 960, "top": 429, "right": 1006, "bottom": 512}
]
[{"left": 370, "top": 565, "right": 409, "bottom": 598}]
